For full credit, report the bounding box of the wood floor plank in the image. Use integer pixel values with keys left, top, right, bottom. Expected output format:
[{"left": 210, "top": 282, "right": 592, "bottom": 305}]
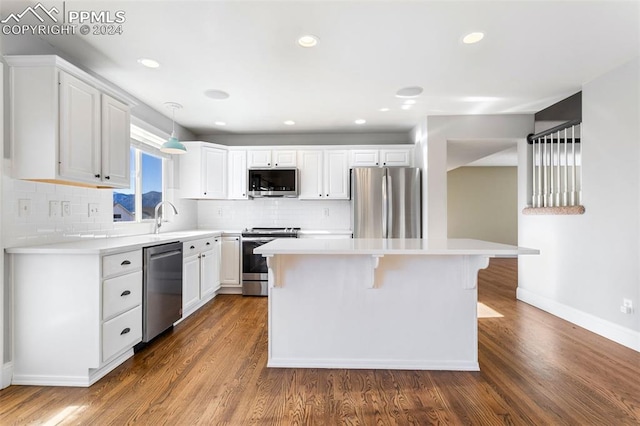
[{"left": 1, "top": 258, "right": 639, "bottom": 425}]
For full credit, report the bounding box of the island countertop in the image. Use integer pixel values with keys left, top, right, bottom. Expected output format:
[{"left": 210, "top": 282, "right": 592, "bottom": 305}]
[{"left": 255, "top": 238, "right": 539, "bottom": 256}]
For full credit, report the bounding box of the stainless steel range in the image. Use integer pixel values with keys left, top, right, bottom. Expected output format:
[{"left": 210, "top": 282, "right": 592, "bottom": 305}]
[{"left": 241, "top": 227, "right": 299, "bottom": 296}]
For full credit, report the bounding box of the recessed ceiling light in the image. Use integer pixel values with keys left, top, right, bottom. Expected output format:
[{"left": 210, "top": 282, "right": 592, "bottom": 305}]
[
  {"left": 214, "top": 121, "right": 226, "bottom": 126},
  {"left": 354, "top": 119, "right": 366, "bottom": 125},
  {"left": 204, "top": 89, "right": 230, "bottom": 100},
  {"left": 137, "top": 58, "right": 160, "bottom": 68},
  {"left": 463, "top": 32, "right": 484, "bottom": 44},
  {"left": 284, "top": 120, "right": 296, "bottom": 126},
  {"left": 379, "top": 108, "right": 390, "bottom": 112},
  {"left": 297, "top": 34, "right": 319, "bottom": 48},
  {"left": 396, "top": 86, "right": 423, "bottom": 98},
  {"left": 403, "top": 99, "right": 417, "bottom": 105},
  {"left": 401, "top": 104, "right": 412, "bottom": 110}
]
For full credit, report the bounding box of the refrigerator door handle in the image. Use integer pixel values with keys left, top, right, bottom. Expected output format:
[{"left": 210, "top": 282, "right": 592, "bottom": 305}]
[
  {"left": 382, "top": 174, "right": 388, "bottom": 238},
  {"left": 387, "top": 173, "right": 393, "bottom": 238}
]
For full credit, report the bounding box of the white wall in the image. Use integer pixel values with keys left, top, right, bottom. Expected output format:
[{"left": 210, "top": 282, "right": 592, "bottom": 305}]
[
  {"left": 416, "top": 115, "right": 534, "bottom": 240},
  {"left": 447, "top": 167, "right": 518, "bottom": 245},
  {"left": 518, "top": 57, "right": 640, "bottom": 351},
  {"left": 198, "top": 199, "right": 351, "bottom": 231}
]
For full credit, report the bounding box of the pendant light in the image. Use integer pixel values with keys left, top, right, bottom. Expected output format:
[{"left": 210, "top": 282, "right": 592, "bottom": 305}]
[{"left": 161, "top": 102, "right": 187, "bottom": 154}]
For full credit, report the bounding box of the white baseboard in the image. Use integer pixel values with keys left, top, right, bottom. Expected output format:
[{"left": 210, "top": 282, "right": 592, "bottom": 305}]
[
  {"left": 11, "top": 349, "right": 135, "bottom": 387},
  {"left": 217, "top": 287, "right": 242, "bottom": 295},
  {"left": 1, "top": 362, "right": 12, "bottom": 389},
  {"left": 268, "top": 358, "right": 479, "bottom": 371},
  {"left": 517, "top": 287, "right": 640, "bottom": 352}
]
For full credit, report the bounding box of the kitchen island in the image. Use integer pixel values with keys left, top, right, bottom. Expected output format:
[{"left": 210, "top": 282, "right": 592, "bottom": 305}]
[{"left": 255, "top": 238, "right": 538, "bottom": 371}]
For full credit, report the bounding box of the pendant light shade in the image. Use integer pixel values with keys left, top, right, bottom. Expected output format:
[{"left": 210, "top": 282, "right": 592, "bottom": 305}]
[{"left": 161, "top": 102, "right": 187, "bottom": 154}]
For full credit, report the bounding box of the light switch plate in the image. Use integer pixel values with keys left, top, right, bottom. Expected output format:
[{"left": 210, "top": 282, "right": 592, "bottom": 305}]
[{"left": 49, "top": 201, "right": 60, "bottom": 218}]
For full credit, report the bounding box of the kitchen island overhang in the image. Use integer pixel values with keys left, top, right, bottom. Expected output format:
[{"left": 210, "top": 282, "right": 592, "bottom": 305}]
[{"left": 255, "top": 238, "right": 538, "bottom": 371}]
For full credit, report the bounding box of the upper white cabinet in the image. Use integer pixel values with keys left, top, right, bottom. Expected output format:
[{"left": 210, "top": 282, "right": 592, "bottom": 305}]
[
  {"left": 6, "top": 55, "right": 132, "bottom": 188},
  {"left": 228, "top": 150, "right": 248, "bottom": 199},
  {"left": 180, "top": 142, "right": 228, "bottom": 199},
  {"left": 324, "top": 150, "right": 350, "bottom": 199},
  {"left": 101, "top": 95, "right": 131, "bottom": 187},
  {"left": 298, "top": 149, "right": 349, "bottom": 200},
  {"left": 248, "top": 149, "right": 297, "bottom": 168},
  {"left": 351, "top": 148, "right": 413, "bottom": 167}
]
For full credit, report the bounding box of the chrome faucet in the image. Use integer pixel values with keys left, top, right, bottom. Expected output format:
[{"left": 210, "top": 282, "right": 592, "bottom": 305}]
[{"left": 153, "top": 201, "right": 178, "bottom": 234}]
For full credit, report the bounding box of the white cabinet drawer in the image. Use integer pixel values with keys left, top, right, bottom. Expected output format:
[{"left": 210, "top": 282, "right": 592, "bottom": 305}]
[
  {"left": 102, "top": 305, "right": 142, "bottom": 362},
  {"left": 103, "top": 270, "right": 142, "bottom": 320},
  {"left": 184, "top": 237, "right": 217, "bottom": 253},
  {"left": 103, "top": 250, "right": 141, "bottom": 278}
]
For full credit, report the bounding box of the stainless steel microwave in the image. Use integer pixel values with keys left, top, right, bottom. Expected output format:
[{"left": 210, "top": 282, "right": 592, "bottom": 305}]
[{"left": 248, "top": 168, "right": 298, "bottom": 198}]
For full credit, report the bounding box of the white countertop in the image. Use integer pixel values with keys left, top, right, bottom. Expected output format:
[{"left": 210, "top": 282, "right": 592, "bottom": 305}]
[
  {"left": 254, "top": 238, "right": 539, "bottom": 256},
  {"left": 5, "top": 230, "right": 222, "bottom": 255}
]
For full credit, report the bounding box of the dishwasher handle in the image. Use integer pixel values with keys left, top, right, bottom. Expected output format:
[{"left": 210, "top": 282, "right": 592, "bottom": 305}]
[{"left": 148, "top": 249, "right": 182, "bottom": 261}]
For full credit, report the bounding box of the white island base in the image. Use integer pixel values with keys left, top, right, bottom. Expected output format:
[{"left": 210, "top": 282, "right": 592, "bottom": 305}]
[{"left": 257, "top": 239, "right": 538, "bottom": 371}]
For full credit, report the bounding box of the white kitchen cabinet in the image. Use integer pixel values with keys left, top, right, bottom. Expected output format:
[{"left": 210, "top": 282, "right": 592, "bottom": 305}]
[
  {"left": 323, "top": 150, "right": 350, "bottom": 199},
  {"left": 101, "top": 94, "right": 131, "bottom": 187},
  {"left": 380, "top": 149, "right": 412, "bottom": 167},
  {"left": 350, "top": 149, "right": 380, "bottom": 167},
  {"left": 6, "top": 55, "right": 132, "bottom": 188},
  {"left": 228, "top": 150, "right": 248, "bottom": 199},
  {"left": 220, "top": 235, "right": 241, "bottom": 293},
  {"left": 350, "top": 148, "right": 413, "bottom": 167},
  {"left": 182, "top": 236, "right": 221, "bottom": 319},
  {"left": 297, "top": 150, "right": 324, "bottom": 199},
  {"left": 179, "top": 142, "right": 228, "bottom": 199},
  {"left": 248, "top": 149, "right": 297, "bottom": 168},
  {"left": 10, "top": 248, "right": 143, "bottom": 387},
  {"left": 182, "top": 248, "right": 201, "bottom": 314},
  {"left": 298, "top": 149, "right": 349, "bottom": 200}
]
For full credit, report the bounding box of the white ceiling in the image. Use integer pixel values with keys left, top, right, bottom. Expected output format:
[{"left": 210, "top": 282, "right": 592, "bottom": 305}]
[{"left": 2, "top": 0, "right": 639, "bottom": 138}]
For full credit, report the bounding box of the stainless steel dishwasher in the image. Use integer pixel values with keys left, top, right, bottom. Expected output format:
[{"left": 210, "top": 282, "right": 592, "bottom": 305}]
[{"left": 142, "top": 241, "right": 183, "bottom": 343}]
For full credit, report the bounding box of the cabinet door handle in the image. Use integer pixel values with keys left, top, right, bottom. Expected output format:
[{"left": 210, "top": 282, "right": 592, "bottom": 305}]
[
  {"left": 376, "top": 163, "right": 379, "bottom": 165},
  {"left": 121, "top": 290, "right": 131, "bottom": 297},
  {"left": 121, "top": 260, "right": 131, "bottom": 266},
  {"left": 201, "top": 254, "right": 206, "bottom": 258},
  {"left": 104, "top": 176, "right": 110, "bottom": 180},
  {"left": 275, "top": 163, "right": 278, "bottom": 166},
  {"left": 120, "top": 327, "right": 131, "bottom": 335},
  {"left": 206, "top": 242, "right": 211, "bottom": 246},
  {"left": 190, "top": 245, "right": 195, "bottom": 249},
  {"left": 326, "top": 194, "right": 329, "bottom": 197},
  {"left": 94, "top": 174, "right": 101, "bottom": 178},
  {"left": 319, "top": 194, "right": 322, "bottom": 197}
]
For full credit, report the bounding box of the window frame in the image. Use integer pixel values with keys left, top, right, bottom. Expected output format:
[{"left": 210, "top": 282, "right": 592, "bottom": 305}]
[{"left": 113, "top": 122, "right": 171, "bottom": 224}]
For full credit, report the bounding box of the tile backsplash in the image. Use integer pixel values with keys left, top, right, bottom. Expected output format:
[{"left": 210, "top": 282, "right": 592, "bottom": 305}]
[
  {"left": 2, "top": 167, "right": 197, "bottom": 247},
  {"left": 198, "top": 198, "right": 351, "bottom": 231}
]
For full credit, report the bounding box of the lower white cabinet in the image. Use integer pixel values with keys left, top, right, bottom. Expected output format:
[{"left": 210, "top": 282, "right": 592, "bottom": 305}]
[
  {"left": 220, "top": 235, "right": 241, "bottom": 293},
  {"left": 10, "top": 248, "right": 143, "bottom": 387},
  {"left": 182, "top": 236, "right": 221, "bottom": 319}
]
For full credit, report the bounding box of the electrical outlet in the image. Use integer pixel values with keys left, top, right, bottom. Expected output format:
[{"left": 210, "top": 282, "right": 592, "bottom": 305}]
[
  {"left": 216, "top": 208, "right": 223, "bottom": 217},
  {"left": 61, "top": 201, "right": 71, "bottom": 217},
  {"left": 620, "top": 299, "right": 634, "bottom": 314},
  {"left": 88, "top": 203, "right": 100, "bottom": 217},
  {"left": 49, "top": 201, "right": 60, "bottom": 218},
  {"left": 323, "top": 208, "right": 330, "bottom": 217},
  {"left": 18, "top": 199, "right": 31, "bottom": 217}
]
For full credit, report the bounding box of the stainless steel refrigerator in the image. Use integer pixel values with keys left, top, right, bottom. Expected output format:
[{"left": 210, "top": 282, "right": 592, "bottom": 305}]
[{"left": 351, "top": 167, "right": 421, "bottom": 238}]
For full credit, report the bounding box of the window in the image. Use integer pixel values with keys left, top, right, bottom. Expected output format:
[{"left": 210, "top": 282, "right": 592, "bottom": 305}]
[{"left": 113, "top": 147, "right": 164, "bottom": 222}]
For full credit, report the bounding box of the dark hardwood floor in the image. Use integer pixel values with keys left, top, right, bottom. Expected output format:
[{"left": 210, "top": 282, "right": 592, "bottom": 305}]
[{"left": 1, "top": 258, "right": 639, "bottom": 425}]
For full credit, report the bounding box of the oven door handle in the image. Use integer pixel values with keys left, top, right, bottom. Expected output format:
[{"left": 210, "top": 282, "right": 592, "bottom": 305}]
[{"left": 242, "top": 237, "right": 276, "bottom": 243}]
